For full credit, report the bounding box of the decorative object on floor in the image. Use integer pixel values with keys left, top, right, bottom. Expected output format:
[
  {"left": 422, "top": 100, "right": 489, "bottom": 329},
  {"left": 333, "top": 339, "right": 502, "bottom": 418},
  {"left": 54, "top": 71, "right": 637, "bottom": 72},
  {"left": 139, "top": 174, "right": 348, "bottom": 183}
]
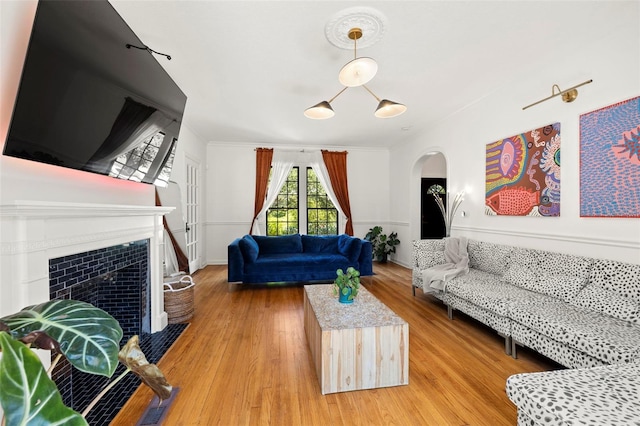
[
  {"left": 136, "top": 387, "right": 180, "bottom": 426},
  {"left": 364, "top": 226, "right": 400, "bottom": 262},
  {"left": 579, "top": 95, "right": 640, "bottom": 218},
  {"left": 522, "top": 79, "right": 593, "bottom": 110},
  {"left": 163, "top": 275, "right": 195, "bottom": 324},
  {"left": 333, "top": 267, "right": 361, "bottom": 303},
  {"left": 304, "top": 7, "right": 406, "bottom": 119},
  {"left": 432, "top": 191, "right": 465, "bottom": 237},
  {"left": 485, "top": 122, "right": 561, "bottom": 216},
  {"left": 0, "top": 300, "right": 172, "bottom": 426}
]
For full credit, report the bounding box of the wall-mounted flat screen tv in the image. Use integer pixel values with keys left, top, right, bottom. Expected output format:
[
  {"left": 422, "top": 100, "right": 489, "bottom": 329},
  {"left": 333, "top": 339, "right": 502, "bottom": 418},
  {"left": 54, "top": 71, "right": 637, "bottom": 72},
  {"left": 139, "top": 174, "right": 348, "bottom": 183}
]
[{"left": 3, "top": 0, "right": 187, "bottom": 187}]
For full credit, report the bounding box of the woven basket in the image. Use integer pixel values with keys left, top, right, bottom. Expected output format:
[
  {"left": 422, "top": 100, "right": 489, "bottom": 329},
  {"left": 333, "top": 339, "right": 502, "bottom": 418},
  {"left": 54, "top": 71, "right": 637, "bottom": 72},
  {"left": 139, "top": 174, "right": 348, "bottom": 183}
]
[{"left": 163, "top": 275, "right": 195, "bottom": 324}]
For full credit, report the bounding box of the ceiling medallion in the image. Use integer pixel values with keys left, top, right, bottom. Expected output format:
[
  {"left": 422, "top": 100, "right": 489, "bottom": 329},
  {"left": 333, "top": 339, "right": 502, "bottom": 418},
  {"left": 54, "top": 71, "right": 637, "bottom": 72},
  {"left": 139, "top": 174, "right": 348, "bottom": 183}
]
[{"left": 325, "top": 6, "right": 388, "bottom": 50}]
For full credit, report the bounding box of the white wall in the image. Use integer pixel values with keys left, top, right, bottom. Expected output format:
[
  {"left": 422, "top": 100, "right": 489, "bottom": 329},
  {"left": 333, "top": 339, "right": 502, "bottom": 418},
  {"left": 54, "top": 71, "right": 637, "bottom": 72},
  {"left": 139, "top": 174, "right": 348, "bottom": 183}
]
[
  {"left": 204, "top": 143, "right": 390, "bottom": 264},
  {"left": 390, "top": 16, "right": 640, "bottom": 266}
]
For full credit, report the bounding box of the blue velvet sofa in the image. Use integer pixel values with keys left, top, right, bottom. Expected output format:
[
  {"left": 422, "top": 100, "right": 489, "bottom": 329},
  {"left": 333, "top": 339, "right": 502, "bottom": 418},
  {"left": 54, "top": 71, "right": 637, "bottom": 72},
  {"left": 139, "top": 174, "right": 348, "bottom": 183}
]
[{"left": 228, "top": 234, "right": 373, "bottom": 283}]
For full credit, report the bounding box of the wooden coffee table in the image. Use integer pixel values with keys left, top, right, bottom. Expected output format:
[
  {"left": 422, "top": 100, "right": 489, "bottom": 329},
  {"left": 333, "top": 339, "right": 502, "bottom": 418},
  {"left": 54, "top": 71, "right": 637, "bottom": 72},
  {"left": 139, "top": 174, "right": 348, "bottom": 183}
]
[{"left": 303, "top": 284, "right": 409, "bottom": 394}]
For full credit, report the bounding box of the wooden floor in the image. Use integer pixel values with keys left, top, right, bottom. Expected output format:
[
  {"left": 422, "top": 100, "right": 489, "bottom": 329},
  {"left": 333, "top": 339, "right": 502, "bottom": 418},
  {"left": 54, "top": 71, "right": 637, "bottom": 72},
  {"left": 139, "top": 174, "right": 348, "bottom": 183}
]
[{"left": 112, "top": 263, "right": 557, "bottom": 425}]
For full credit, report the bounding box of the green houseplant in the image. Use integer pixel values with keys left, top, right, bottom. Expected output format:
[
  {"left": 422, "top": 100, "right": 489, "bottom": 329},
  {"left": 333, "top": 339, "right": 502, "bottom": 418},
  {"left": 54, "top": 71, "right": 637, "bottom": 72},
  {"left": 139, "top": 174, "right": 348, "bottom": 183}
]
[
  {"left": 0, "top": 299, "right": 172, "bottom": 426},
  {"left": 365, "top": 226, "right": 400, "bottom": 263},
  {"left": 332, "top": 267, "right": 361, "bottom": 303}
]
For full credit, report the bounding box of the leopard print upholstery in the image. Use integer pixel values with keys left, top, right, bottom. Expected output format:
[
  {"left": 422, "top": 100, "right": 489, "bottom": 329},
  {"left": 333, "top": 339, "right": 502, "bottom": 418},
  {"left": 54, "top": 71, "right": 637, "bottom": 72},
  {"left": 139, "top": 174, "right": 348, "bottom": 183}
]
[
  {"left": 444, "top": 293, "right": 512, "bottom": 336},
  {"left": 511, "top": 321, "right": 605, "bottom": 369},
  {"left": 507, "top": 361, "right": 640, "bottom": 426},
  {"left": 467, "top": 240, "right": 513, "bottom": 275},
  {"left": 412, "top": 238, "right": 640, "bottom": 373},
  {"left": 412, "top": 239, "right": 445, "bottom": 268},
  {"left": 588, "top": 259, "right": 640, "bottom": 300},
  {"left": 412, "top": 239, "right": 447, "bottom": 293},
  {"left": 510, "top": 297, "right": 640, "bottom": 365},
  {"left": 573, "top": 284, "right": 640, "bottom": 323}
]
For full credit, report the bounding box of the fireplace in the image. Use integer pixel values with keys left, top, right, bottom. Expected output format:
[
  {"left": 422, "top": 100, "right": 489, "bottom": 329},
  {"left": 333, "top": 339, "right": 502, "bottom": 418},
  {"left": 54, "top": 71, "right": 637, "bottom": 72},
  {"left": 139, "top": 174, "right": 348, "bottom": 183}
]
[
  {"left": 49, "top": 240, "right": 150, "bottom": 414},
  {"left": 0, "top": 201, "right": 172, "bottom": 331},
  {"left": 0, "top": 201, "right": 178, "bottom": 422}
]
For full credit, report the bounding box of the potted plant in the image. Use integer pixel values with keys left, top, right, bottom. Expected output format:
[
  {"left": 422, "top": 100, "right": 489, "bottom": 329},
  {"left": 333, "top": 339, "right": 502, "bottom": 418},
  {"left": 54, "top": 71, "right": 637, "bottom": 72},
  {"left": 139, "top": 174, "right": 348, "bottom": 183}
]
[
  {"left": 0, "top": 299, "right": 172, "bottom": 426},
  {"left": 365, "top": 226, "right": 400, "bottom": 263},
  {"left": 332, "top": 267, "right": 361, "bottom": 304}
]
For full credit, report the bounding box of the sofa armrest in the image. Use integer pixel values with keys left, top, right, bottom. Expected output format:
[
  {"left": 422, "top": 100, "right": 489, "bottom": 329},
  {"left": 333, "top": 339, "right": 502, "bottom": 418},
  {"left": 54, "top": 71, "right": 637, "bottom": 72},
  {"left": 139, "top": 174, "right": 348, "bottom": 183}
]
[
  {"left": 227, "top": 238, "right": 244, "bottom": 282},
  {"left": 359, "top": 239, "right": 373, "bottom": 276}
]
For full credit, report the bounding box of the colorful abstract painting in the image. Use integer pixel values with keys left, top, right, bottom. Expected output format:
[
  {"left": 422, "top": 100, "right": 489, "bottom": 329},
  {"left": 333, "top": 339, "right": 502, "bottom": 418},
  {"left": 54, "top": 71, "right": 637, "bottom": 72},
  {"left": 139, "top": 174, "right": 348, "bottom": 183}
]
[
  {"left": 486, "top": 123, "right": 561, "bottom": 216},
  {"left": 580, "top": 96, "right": 640, "bottom": 217}
]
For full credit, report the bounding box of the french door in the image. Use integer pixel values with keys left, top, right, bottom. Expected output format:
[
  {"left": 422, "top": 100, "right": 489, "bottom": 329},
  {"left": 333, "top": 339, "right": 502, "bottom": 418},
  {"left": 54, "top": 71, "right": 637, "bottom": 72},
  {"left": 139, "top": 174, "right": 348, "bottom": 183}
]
[{"left": 185, "top": 157, "right": 201, "bottom": 273}]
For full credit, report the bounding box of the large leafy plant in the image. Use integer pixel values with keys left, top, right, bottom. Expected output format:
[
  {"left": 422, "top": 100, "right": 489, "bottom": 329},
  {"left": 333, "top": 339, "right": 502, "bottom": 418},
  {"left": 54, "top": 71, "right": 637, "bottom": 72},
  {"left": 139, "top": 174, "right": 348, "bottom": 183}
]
[
  {"left": 364, "top": 226, "right": 400, "bottom": 262},
  {"left": 0, "top": 299, "right": 171, "bottom": 426}
]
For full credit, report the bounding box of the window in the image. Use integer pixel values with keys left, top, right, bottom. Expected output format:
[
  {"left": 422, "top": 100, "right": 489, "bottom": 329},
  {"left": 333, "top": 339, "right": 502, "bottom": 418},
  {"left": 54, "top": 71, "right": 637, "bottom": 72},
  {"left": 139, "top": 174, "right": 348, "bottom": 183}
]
[
  {"left": 109, "top": 132, "right": 177, "bottom": 186},
  {"left": 307, "top": 168, "right": 338, "bottom": 235},
  {"left": 267, "top": 167, "right": 299, "bottom": 236},
  {"left": 266, "top": 166, "right": 338, "bottom": 236}
]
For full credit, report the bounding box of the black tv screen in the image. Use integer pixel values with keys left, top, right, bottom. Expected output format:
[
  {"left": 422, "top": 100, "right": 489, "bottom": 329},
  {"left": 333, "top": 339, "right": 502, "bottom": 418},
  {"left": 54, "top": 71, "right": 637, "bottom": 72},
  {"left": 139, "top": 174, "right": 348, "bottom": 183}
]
[{"left": 3, "top": 0, "right": 187, "bottom": 187}]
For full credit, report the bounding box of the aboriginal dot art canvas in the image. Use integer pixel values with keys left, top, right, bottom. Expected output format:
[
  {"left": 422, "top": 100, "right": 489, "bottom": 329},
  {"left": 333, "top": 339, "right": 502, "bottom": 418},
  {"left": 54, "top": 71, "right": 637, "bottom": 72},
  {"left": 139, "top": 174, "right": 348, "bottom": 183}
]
[
  {"left": 580, "top": 96, "right": 640, "bottom": 218},
  {"left": 486, "top": 122, "right": 561, "bottom": 216}
]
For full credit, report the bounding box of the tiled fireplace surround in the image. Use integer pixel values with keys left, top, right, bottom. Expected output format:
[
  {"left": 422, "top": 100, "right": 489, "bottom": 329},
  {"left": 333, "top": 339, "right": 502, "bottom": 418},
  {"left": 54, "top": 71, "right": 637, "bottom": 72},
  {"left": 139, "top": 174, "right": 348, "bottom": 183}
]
[{"left": 0, "top": 201, "right": 174, "bottom": 413}]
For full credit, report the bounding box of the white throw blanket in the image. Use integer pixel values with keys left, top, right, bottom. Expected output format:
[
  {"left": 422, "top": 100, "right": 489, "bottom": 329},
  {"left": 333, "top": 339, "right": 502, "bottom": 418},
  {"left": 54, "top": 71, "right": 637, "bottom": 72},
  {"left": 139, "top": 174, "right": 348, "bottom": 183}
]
[{"left": 421, "top": 236, "right": 469, "bottom": 293}]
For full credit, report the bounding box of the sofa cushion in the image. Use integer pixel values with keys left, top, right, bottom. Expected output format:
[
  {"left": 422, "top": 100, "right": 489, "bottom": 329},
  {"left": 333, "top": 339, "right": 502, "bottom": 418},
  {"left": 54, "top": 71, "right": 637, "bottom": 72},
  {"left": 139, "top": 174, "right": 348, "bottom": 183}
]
[
  {"left": 467, "top": 240, "right": 512, "bottom": 275},
  {"left": 502, "top": 264, "right": 538, "bottom": 291},
  {"left": 509, "top": 297, "right": 640, "bottom": 364},
  {"left": 252, "top": 234, "right": 303, "bottom": 255},
  {"left": 416, "top": 250, "right": 446, "bottom": 270},
  {"left": 412, "top": 239, "right": 445, "bottom": 267},
  {"left": 536, "top": 272, "right": 587, "bottom": 302},
  {"left": 239, "top": 234, "right": 259, "bottom": 262},
  {"left": 445, "top": 269, "right": 514, "bottom": 317},
  {"left": 506, "top": 361, "right": 640, "bottom": 426},
  {"left": 589, "top": 259, "right": 640, "bottom": 301},
  {"left": 503, "top": 257, "right": 588, "bottom": 302},
  {"left": 573, "top": 284, "right": 640, "bottom": 323},
  {"left": 536, "top": 251, "right": 593, "bottom": 279},
  {"left": 337, "top": 234, "right": 362, "bottom": 263},
  {"left": 302, "top": 235, "right": 339, "bottom": 254}
]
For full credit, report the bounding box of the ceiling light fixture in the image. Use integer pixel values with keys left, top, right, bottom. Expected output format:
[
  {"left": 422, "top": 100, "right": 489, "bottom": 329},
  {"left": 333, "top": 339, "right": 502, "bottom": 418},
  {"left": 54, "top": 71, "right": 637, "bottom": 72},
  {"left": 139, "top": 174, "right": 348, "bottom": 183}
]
[
  {"left": 303, "top": 87, "right": 348, "bottom": 119},
  {"left": 522, "top": 79, "right": 593, "bottom": 110},
  {"left": 338, "top": 28, "right": 377, "bottom": 87},
  {"left": 363, "top": 85, "right": 407, "bottom": 118},
  {"left": 304, "top": 27, "right": 406, "bottom": 120}
]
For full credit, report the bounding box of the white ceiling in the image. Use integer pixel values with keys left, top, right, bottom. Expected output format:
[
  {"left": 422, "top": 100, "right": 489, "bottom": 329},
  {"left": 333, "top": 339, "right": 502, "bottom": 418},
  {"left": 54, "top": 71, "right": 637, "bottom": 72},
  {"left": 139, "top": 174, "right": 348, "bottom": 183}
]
[{"left": 110, "top": 1, "right": 634, "bottom": 148}]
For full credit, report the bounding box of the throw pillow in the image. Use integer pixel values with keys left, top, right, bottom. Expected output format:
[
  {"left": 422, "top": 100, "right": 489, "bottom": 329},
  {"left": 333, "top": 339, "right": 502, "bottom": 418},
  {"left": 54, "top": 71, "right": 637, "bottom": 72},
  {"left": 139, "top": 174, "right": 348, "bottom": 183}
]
[
  {"left": 573, "top": 285, "right": 640, "bottom": 323},
  {"left": 238, "top": 235, "right": 259, "bottom": 262},
  {"left": 338, "top": 234, "right": 362, "bottom": 262}
]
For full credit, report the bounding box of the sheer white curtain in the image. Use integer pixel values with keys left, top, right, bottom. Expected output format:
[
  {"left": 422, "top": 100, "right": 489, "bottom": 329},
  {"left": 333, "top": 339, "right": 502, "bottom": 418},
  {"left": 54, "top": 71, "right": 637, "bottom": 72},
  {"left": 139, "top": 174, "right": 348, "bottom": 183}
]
[
  {"left": 251, "top": 150, "right": 294, "bottom": 235},
  {"left": 89, "top": 110, "right": 174, "bottom": 174},
  {"left": 308, "top": 150, "right": 347, "bottom": 231},
  {"left": 110, "top": 111, "right": 173, "bottom": 160}
]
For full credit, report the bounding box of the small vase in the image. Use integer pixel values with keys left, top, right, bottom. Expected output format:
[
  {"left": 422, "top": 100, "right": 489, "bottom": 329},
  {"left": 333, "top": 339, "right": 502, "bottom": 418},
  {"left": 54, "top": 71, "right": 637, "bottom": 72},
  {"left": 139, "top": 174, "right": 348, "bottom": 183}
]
[{"left": 339, "top": 287, "right": 354, "bottom": 304}]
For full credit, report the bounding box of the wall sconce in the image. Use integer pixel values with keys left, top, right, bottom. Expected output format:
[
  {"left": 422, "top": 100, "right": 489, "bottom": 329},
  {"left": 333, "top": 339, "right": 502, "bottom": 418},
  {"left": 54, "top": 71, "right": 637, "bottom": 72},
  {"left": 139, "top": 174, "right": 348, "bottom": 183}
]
[{"left": 522, "top": 79, "right": 593, "bottom": 110}]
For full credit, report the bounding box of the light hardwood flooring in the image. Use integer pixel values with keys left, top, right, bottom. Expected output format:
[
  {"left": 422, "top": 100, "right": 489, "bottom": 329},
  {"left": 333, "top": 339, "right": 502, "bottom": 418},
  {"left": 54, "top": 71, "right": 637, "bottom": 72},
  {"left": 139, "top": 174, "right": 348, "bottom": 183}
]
[{"left": 112, "top": 262, "right": 557, "bottom": 425}]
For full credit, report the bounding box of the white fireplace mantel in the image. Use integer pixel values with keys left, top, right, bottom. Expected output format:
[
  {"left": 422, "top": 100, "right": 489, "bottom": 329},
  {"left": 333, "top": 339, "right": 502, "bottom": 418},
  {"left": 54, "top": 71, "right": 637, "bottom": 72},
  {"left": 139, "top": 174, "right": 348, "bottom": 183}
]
[{"left": 0, "top": 201, "right": 174, "bottom": 332}]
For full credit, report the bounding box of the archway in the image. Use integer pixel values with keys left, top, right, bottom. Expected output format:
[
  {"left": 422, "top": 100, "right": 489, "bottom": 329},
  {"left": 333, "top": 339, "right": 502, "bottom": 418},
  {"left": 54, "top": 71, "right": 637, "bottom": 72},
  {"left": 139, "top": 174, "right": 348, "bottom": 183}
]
[{"left": 411, "top": 152, "right": 447, "bottom": 241}]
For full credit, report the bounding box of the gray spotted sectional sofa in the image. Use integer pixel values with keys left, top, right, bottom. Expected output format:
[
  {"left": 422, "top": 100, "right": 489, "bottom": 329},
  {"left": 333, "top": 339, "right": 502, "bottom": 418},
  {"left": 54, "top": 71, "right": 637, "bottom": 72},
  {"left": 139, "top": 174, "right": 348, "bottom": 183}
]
[{"left": 412, "top": 238, "right": 640, "bottom": 425}]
